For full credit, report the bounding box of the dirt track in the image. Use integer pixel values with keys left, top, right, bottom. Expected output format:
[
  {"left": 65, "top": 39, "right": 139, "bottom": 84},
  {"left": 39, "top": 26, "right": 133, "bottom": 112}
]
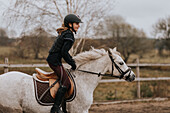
[{"left": 89, "top": 100, "right": 170, "bottom": 113}]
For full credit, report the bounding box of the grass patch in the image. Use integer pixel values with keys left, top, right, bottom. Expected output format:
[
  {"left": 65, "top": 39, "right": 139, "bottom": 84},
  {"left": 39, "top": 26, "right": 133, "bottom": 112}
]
[
  {"left": 0, "top": 46, "right": 15, "bottom": 56},
  {"left": 129, "top": 50, "right": 170, "bottom": 63},
  {"left": 94, "top": 82, "right": 136, "bottom": 101},
  {"left": 139, "top": 68, "right": 170, "bottom": 77},
  {"left": 94, "top": 81, "right": 170, "bottom": 102}
]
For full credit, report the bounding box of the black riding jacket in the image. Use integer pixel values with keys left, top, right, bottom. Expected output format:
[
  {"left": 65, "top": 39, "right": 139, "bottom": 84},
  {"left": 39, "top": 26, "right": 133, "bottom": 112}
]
[{"left": 46, "top": 29, "right": 76, "bottom": 67}]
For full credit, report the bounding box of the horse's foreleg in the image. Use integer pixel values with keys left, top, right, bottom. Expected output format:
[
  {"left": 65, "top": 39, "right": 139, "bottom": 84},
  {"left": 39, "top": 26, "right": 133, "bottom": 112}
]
[
  {"left": 81, "top": 109, "right": 89, "bottom": 113},
  {"left": 0, "top": 107, "right": 22, "bottom": 113},
  {"left": 62, "top": 101, "right": 67, "bottom": 113}
]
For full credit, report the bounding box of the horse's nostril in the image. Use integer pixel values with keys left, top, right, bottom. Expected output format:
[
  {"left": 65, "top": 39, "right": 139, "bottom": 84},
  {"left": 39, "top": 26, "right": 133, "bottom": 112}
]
[
  {"left": 130, "top": 74, "right": 135, "bottom": 81},
  {"left": 133, "top": 74, "right": 135, "bottom": 80}
]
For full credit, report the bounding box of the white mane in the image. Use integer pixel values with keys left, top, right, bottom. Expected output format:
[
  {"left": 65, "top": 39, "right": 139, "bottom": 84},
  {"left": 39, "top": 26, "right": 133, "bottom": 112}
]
[{"left": 74, "top": 48, "right": 107, "bottom": 66}]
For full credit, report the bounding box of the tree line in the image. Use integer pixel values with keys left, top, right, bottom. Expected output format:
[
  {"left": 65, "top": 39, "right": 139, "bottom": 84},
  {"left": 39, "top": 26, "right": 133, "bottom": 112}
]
[
  {"left": 1, "top": 0, "right": 170, "bottom": 62},
  {"left": 0, "top": 15, "right": 168, "bottom": 63},
  {"left": 152, "top": 16, "right": 170, "bottom": 56},
  {"left": 1, "top": 15, "right": 170, "bottom": 62},
  {"left": 0, "top": 28, "right": 15, "bottom": 46}
]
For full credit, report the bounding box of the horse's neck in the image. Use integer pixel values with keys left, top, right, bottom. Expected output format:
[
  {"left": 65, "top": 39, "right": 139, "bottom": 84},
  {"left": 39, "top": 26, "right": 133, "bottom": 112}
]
[
  {"left": 75, "top": 55, "right": 109, "bottom": 89},
  {"left": 80, "top": 55, "right": 109, "bottom": 73}
]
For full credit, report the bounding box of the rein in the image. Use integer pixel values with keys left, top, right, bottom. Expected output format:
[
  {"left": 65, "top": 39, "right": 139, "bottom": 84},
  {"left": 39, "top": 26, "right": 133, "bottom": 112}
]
[
  {"left": 77, "top": 51, "right": 132, "bottom": 79},
  {"left": 77, "top": 69, "right": 120, "bottom": 78}
]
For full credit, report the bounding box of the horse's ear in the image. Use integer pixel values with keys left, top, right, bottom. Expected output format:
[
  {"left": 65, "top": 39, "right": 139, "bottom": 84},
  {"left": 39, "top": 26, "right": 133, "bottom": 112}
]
[
  {"left": 113, "top": 47, "right": 121, "bottom": 56},
  {"left": 91, "top": 46, "right": 94, "bottom": 50},
  {"left": 108, "top": 48, "right": 112, "bottom": 55},
  {"left": 113, "top": 47, "right": 117, "bottom": 51}
]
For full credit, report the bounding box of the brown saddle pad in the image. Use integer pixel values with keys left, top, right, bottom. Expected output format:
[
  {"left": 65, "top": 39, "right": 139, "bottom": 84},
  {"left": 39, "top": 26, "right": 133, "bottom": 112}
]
[{"left": 33, "top": 69, "right": 76, "bottom": 106}]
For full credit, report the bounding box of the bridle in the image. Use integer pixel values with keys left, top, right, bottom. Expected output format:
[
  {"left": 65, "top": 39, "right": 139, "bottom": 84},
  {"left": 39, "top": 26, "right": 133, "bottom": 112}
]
[
  {"left": 77, "top": 50, "right": 132, "bottom": 79},
  {"left": 108, "top": 50, "right": 132, "bottom": 80}
]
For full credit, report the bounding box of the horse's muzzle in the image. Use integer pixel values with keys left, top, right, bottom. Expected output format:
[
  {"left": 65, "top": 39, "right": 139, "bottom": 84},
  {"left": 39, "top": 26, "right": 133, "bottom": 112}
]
[{"left": 126, "top": 74, "right": 135, "bottom": 82}]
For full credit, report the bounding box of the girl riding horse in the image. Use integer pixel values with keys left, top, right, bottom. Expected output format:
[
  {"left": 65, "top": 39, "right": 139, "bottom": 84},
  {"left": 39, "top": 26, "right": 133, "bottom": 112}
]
[{"left": 46, "top": 14, "right": 82, "bottom": 113}]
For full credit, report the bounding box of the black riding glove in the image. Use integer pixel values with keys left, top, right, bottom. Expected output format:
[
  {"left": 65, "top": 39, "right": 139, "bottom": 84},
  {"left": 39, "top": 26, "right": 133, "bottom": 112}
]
[{"left": 71, "top": 63, "right": 76, "bottom": 70}]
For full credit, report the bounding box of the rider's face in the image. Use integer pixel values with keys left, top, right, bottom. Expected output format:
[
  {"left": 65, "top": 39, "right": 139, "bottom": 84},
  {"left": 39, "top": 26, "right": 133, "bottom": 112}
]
[
  {"left": 73, "top": 22, "right": 80, "bottom": 32},
  {"left": 69, "top": 23, "right": 80, "bottom": 32}
]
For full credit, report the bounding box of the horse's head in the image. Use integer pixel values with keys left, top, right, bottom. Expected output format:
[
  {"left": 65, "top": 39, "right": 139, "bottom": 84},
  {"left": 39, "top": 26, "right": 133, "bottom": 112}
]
[{"left": 107, "top": 48, "right": 135, "bottom": 82}]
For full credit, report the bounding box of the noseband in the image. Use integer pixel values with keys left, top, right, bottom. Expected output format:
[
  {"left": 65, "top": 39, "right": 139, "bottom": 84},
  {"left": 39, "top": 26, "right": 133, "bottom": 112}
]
[{"left": 77, "top": 51, "right": 132, "bottom": 79}]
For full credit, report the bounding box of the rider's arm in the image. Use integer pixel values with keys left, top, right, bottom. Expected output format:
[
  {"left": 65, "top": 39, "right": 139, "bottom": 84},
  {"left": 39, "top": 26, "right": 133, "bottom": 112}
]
[{"left": 61, "top": 40, "right": 76, "bottom": 67}]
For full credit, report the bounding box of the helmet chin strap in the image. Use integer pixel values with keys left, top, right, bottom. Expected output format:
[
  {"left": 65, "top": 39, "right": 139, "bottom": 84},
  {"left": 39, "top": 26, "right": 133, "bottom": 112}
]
[
  {"left": 68, "top": 23, "right": 77, "bottom": 34},
  {"left": 71, "top": 23, "right": 77, "bottom": 34}
]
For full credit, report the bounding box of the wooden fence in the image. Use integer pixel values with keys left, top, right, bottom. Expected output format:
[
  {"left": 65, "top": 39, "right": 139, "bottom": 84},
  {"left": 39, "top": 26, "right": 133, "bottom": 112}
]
[{"left": 0, "top": 58, "right": 170, "bottom": 99}]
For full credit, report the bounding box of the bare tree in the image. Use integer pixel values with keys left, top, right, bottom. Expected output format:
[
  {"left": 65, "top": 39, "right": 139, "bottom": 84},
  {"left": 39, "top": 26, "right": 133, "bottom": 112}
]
[
  {"left": 95, "top": 15, "right": 150, "bottom": 62},
  {"left": 0, "top": 28, "right": 9, "bottom": 46},
  {"left": 152, "top": 16, "right": 170, "bottom": 39},
  {"left": 95, "top": 15, "right": 126, "bottom": 38},
  {"left": 96, "top": 15, "right": 146, "bottom": 39},
  {"left": 16, "top": 27, "right": 52, "bottom": 59},
  {"left": 3, "top": 0, "right": 116, "bottom": 54},
  {"left": 152, "top": 16, "right": 170, "bottom": 55}
]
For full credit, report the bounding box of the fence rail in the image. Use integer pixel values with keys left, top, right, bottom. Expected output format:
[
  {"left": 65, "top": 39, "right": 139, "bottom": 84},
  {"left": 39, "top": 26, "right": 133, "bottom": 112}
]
[
  {"left": 0, "top": 64, "right": 49, "bottom": 68},
  {"left": 99, "top": 77, "right": 170, "bottom": 83},
  {"left": 0, "top": 58, "right": 170, "bottom": 99},
  {"left": 1, "top": 63, "right": 170, "bottom": 67},
  {"left": 128, "top": 63, "right": 170, "bottom": 67}
]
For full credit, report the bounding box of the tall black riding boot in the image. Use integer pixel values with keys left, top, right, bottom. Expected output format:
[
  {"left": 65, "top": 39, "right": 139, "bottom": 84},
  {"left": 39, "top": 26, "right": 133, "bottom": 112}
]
[{"left": 50, "top": 85, "right": 67, "bottom": 113}]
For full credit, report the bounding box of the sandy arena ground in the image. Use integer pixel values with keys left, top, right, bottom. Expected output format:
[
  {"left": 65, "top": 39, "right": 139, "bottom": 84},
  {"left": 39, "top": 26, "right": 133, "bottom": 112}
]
[{"left": 89, "top": 100, "right": 170, "bottom": 113}]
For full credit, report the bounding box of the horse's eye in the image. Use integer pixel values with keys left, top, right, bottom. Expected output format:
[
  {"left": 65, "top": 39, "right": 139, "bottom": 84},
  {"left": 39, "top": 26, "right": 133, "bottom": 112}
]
[{"left": 119, "top": 62, "right": 124, "bottom": 65}]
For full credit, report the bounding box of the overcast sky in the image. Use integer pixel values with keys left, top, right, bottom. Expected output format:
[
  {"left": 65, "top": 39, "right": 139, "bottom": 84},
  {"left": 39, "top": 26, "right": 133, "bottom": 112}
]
[
  {"left": 0, "top": 0, "right": 170, "bottom": 38},
  {"left": 113, "top": 0, "right": 170, "bottom": 38}
]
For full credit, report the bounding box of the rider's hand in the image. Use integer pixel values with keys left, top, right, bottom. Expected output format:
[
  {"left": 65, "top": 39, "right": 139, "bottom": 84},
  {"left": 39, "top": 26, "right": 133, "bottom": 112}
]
[{"left": 71, "top": 63, "right": 76, "bottom": 70}]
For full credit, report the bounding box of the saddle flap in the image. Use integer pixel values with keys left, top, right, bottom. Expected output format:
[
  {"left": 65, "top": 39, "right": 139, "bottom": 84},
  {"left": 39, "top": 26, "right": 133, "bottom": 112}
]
[
  {"left": 49, "top": 78, "right": 74, "bottom": 99},
  {"left": 49, "top": 79, "right": 60, "bottom": 98}
]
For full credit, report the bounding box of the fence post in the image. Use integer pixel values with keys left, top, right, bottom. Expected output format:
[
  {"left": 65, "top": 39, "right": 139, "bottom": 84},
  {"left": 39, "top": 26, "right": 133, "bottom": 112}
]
[
  {"left": 115, "top": 89, "right": 117, "bottom": 99},
  {"left": 4, "top": 57, "right": 9, "bottom": 73},
  {"left": 136, "top": 58, "right": 141, "bottom": 98}
]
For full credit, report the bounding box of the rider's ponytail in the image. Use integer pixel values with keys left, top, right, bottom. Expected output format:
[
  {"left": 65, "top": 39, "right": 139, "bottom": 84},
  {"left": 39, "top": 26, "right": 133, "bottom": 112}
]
[{"left": 56, "top": 23, "right": 68, "bottom": 35}]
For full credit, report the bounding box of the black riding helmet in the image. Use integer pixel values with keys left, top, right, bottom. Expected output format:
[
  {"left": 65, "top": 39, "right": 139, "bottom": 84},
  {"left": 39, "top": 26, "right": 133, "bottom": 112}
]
[{"left": 64, "top": 14, "right": 83, "bottom": 33}]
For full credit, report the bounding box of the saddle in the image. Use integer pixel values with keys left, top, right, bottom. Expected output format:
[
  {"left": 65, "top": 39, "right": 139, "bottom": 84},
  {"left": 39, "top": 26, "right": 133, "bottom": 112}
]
[
  {"left": 33, "top": 68, "right": 76, "bottom": 106},
  {"left": 35, "top": 68, "right": 58, "bottom": 81}
]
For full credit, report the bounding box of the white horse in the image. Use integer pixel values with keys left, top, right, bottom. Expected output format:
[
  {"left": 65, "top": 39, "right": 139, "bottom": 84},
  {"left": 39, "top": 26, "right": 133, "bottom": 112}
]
[{"left": 0, "top": 47, "right": 135, "bottom": 113}]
